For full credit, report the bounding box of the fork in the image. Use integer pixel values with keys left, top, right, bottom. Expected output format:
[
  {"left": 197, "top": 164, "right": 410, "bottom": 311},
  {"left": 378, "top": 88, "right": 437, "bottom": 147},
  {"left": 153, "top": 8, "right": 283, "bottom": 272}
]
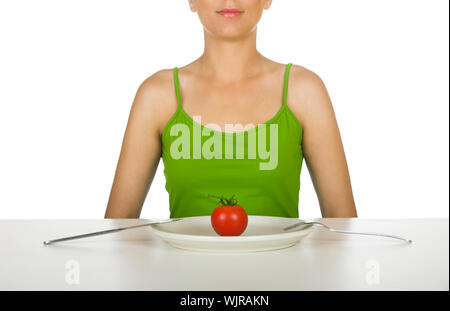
[{"left": 283, "top": 221, "right": 412, "bottom": 243}]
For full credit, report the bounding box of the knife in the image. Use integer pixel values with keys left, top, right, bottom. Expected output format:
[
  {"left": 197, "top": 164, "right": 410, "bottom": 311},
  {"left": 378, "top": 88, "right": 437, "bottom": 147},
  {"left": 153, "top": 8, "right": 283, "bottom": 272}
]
[{"left": 43, "top": 218, "right": 182, "bottom": 245}]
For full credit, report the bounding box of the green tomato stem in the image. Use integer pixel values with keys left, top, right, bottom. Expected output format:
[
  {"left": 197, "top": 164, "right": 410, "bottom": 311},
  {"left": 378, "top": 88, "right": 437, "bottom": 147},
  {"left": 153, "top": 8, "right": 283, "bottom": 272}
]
[{"left": 207, "top": 194, "right": 238, "bottom": 206}]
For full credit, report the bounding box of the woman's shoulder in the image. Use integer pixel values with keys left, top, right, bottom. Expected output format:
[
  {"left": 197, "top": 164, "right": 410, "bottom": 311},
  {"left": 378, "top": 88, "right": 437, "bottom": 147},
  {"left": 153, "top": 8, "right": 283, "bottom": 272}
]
[
  {"left": 286, "top": 63, "right": 332, "bottom": 127},
  {"left": 132, "top": 68, "right": 179, "bottom": 135},
  {"left": 137, "top": 68, "right": 176, "bottom": 102},
  {"left": 289, "top": 64, "right": 327, "bottom": 97}
]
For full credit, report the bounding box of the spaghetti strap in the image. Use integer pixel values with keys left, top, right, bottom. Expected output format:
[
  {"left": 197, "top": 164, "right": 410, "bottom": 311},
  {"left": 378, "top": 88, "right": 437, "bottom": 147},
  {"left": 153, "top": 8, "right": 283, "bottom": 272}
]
[
  {"left": 282, "top": 63, "right": 293, "bottom": 107},
  {"left": 173, "top": 67, "right": 182, "bottom": 109}
]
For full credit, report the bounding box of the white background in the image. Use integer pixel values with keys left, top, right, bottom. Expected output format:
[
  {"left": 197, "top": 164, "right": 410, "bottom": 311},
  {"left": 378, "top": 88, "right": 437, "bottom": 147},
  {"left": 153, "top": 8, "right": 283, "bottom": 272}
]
[{"left": 0, "top": 0, "right": 448, "bottom": 219}]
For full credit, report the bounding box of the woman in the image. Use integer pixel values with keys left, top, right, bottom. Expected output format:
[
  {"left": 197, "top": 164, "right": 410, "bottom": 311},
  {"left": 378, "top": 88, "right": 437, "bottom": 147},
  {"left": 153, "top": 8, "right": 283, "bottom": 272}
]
[{"left": 105, "top": 0, "right": 357, "bottom": 219}]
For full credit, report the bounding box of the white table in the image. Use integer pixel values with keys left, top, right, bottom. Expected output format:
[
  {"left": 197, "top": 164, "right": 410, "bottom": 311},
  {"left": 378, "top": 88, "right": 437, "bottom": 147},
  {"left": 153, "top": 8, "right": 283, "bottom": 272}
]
[{"left": 0, "top": 218, "right": 448, "bottom": 291}]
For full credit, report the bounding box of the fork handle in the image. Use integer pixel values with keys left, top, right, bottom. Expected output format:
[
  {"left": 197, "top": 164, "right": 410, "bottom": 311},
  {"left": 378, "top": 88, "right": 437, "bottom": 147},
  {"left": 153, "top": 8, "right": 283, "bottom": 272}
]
[{"left": 327, "top": 228, "right": 412, "bottom": 243}]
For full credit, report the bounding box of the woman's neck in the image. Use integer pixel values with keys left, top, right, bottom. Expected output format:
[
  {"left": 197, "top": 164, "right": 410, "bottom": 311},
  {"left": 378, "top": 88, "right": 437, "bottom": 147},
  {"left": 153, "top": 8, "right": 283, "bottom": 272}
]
[{"left": 195, "top": 28, "right": 267, "bottom": 83}]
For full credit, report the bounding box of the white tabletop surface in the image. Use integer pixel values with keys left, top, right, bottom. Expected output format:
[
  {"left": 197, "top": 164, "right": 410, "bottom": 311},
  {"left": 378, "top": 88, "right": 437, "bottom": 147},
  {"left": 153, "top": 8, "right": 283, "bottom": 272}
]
[{"left": 0, "top": 218, "right": 448, "bottom": 291}]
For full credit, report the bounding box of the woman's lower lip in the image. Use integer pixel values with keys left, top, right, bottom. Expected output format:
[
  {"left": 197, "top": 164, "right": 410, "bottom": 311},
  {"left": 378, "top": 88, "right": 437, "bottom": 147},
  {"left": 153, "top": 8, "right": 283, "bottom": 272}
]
[{"left": 218, "top": 11, "right": 243, "bottom": 18}]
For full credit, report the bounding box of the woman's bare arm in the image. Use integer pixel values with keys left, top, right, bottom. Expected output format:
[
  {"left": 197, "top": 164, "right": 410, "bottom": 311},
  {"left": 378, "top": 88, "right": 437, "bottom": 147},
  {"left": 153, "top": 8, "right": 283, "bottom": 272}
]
[
  {"left": 289, "top": 66, "right": 357, "bottom": 217},
  {"left": 105, "top": 72, "right": 171, "bottom": 218}
]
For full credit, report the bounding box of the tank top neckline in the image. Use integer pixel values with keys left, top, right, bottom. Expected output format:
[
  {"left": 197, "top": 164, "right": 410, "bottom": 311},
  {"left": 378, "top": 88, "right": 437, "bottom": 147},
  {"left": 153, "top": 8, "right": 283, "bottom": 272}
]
[{"left": 172, "top": 63, "right": 293, "bottom": 135}]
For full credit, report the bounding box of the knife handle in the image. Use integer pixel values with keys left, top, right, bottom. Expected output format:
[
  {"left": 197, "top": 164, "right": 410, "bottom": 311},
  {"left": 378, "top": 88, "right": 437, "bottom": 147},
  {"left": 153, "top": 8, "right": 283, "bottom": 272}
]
[{"left": 43, "top": 219, "right": 181, "bottom": 245}]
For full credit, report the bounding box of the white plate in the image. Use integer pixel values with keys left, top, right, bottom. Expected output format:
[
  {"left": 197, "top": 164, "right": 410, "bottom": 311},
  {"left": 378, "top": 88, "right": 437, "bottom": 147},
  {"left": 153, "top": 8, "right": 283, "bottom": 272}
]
[{"left": 150, "top": 216, "right": 314, "bottom": 252}]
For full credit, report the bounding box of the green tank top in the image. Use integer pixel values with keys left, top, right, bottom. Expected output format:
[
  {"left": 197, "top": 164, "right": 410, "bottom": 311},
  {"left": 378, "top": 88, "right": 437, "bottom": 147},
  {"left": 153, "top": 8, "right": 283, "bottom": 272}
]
[{"left": 161, "top": 63, "right": 303, "bottom": 218}]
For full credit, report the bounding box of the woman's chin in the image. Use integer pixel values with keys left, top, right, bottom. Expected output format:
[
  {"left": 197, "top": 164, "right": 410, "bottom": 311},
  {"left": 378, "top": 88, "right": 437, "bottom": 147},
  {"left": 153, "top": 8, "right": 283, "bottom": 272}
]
[{"left": 206, "top": 26, "right": 255, "bottom": 41}]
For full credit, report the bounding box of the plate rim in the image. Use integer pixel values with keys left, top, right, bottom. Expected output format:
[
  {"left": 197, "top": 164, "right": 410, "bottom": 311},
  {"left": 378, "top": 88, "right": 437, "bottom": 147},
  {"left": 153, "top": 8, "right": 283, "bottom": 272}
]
[{"left": 150, "top": 215, "right": 314, "bottom": 242}]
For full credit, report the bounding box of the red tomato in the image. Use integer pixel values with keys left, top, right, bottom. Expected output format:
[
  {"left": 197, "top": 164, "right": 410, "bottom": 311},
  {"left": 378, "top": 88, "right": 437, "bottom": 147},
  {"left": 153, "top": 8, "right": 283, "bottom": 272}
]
[{"left": 211, "top": 204, "right": 248, "bottom": 236}]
